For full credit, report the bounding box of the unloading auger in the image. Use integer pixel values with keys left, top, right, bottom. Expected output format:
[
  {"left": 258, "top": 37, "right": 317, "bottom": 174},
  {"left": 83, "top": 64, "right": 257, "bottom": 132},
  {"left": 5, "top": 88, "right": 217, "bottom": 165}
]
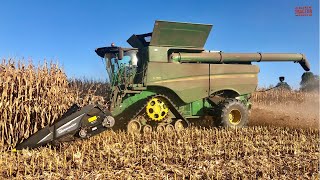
[{"left": 15, "top": 20, "right": 311, "bottom": 150}]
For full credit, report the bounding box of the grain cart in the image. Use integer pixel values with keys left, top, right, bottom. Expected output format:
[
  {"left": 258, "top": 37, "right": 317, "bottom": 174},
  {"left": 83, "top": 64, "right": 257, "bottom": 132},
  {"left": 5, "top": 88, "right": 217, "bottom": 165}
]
[{"left": 15, "top": 20, "right": 310, "bottom": 150}]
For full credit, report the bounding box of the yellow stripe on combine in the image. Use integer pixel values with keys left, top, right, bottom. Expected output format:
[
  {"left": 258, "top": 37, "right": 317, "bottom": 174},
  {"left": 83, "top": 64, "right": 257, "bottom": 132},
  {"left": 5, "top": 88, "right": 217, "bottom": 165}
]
[
  {"left": 88, "top": 116, "right": 98, "bottom": 122},
  {"left": 153, "top": 74, "right": 256, "bottom": 84}
]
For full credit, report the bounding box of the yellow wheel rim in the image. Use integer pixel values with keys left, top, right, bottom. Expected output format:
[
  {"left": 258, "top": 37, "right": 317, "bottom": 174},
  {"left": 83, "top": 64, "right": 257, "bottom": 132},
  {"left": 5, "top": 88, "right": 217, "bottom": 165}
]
[
  {"left": 146, "top": 97, "right": 169, "bottom": 121},
  {"left": 228, "top": 109, "right": 242, "bottom": 125}
]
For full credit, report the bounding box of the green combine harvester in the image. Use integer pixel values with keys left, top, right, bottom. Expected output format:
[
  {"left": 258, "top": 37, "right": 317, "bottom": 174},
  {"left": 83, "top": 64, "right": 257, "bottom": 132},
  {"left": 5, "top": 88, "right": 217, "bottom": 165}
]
[{"left": 16, "top": 20, "right": 310, "bottom": 150}]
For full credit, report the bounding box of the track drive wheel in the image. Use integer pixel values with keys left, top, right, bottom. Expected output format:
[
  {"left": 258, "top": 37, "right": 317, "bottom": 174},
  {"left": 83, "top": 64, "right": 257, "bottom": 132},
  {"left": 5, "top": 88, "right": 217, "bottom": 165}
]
[
  {"left": 127, "top": 120, "right": 141, "bottom": 134},
  {"left": 216, "top": 99, "right": 248, "bottom": 128},
  {"left": 146, "top": 97, "right": 169, "bottom": 121}
]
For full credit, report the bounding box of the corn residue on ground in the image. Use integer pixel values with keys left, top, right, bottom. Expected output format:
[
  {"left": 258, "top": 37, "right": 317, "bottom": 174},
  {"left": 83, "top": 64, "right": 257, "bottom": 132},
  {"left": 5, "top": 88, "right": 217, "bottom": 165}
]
[{"left": 1, "top": 127, "right": 319, "bottom": 179}]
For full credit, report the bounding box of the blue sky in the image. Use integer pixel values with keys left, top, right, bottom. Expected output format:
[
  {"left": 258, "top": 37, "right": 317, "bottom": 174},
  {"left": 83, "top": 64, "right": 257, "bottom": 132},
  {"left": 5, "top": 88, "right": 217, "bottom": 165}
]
[{"left": 0, "top": 0, "right": 318, "bottom": 89}]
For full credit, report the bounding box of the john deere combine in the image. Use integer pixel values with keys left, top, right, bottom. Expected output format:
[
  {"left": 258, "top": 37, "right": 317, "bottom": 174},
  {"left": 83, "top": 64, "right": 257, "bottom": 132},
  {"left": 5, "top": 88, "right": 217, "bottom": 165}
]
[{"left": 16, "top": 20, "right": 310, "bottom": 149}]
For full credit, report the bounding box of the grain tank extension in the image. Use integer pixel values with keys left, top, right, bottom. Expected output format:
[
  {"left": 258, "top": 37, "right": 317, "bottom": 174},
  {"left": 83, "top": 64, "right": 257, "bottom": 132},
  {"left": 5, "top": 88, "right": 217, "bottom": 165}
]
[{"left": 16, "top": 20, "right": 311, "bottom": 150}]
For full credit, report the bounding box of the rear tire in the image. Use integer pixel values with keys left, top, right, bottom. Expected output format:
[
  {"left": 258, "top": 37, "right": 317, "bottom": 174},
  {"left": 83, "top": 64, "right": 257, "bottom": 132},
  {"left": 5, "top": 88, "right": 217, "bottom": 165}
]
[{"left": 216, "top": 99, "right": 248, "bottom": 128}]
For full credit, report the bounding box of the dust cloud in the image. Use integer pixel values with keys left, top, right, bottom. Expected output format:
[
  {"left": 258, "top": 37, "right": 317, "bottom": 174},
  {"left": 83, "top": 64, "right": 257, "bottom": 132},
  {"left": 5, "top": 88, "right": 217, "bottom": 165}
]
[{"left": 249, "top": 94, "right": 320, "bottom": 129}]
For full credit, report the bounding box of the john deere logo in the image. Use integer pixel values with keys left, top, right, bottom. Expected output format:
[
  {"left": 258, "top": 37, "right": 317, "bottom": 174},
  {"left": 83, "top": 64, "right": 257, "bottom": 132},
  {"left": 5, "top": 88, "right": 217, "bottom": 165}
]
[{"left": 295, "top": 6, "right": 312, "bottom": 16}]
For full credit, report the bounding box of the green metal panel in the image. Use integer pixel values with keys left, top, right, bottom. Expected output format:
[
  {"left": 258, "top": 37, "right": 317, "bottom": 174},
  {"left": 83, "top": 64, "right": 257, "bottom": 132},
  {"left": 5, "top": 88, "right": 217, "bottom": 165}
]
[
  {"left": 150, "top": 20, "right": 212, "bottom": 48},
  {"left": 148, "top": 46, "right": 205, "bottom": 62},
  {"left": 148, "top": 46, "right": 170, "bottom": 62},
  {"left": 178, "top": 99, "right": 212, "bottom": 117},
  {"left": 112, "top": 91, "right": 155, "bottom": 116},
  {"left": 236, "top": 94, "right": 252, "bottom": 109},
  {"left": 146, "top": 62, "right": 259, "bottom": 104},
  {"left": 191, "top": 99, "right": 211, "bottom": 116},
  {"left": 209, "top": 64, "right": 259, "bottom": 95},
  {"left": 146, "top": 62, "right": 209, "bottom": 103}
]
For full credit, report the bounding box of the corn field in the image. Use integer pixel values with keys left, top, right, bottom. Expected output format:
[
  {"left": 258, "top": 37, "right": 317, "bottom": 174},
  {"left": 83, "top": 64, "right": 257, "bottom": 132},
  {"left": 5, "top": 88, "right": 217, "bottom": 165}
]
[
  {"left": 0, "top": 128, "right": 318, "bottom": 179},
  {"left": 0, "top": 60, "right": 319, "bottom": 179},
  {"left": 0, "top": 59, "right": 106, "bottom": 148},
  {"left": 0, "top": 60, "right": 77, "bottom": 148}
]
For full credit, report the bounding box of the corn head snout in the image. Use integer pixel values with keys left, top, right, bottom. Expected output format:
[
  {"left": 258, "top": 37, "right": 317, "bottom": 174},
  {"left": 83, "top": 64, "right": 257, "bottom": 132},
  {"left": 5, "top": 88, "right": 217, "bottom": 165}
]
[{"left": 15, "top": 104, "right": 114, "bottom": 150}]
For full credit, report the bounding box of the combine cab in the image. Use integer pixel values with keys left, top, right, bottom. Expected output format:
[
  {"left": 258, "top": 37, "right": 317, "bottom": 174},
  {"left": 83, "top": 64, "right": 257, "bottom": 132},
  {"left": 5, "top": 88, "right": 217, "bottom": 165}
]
[{"left": 16, "top": 20, "right": 310, "bottom": 149}]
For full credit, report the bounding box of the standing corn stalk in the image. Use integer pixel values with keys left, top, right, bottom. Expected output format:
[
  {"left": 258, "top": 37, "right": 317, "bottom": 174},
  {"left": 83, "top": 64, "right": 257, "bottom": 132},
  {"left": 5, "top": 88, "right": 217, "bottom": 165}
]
[{"left": 0, "top": 59, "right": 78, "bottom": 148}]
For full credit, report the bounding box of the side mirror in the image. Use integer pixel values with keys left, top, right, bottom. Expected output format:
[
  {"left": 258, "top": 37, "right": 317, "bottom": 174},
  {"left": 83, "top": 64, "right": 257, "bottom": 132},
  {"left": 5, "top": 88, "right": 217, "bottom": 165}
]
[{"left": 118, "top": 47, "right": 124, "bottom": 60}]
